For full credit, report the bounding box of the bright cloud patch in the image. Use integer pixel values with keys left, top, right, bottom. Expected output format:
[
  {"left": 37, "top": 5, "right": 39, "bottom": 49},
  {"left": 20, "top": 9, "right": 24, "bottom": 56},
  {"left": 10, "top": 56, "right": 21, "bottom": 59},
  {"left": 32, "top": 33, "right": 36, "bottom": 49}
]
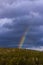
[
  {"left": 0, "top": 18, "right": 13, "bottom": 26},
  {"left": 0, "top": 18, "right": 14, "bottom": 33},
  {"left": 26, "top": 46, "right": 43, "bottom": 51}
]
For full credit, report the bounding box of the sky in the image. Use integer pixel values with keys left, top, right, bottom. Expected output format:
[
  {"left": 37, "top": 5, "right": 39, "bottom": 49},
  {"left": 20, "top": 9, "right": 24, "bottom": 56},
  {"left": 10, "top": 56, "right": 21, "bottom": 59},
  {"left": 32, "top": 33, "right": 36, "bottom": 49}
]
[{"left": 0, "top": 0, "right": 43, "bottom": 50}]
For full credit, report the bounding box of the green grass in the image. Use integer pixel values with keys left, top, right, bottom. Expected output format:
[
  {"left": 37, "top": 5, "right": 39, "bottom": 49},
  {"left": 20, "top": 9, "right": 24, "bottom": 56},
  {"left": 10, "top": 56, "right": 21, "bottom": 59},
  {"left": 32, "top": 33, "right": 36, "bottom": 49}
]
[{"left": 0, "top": 48, "right": 43, "bottom": 65}]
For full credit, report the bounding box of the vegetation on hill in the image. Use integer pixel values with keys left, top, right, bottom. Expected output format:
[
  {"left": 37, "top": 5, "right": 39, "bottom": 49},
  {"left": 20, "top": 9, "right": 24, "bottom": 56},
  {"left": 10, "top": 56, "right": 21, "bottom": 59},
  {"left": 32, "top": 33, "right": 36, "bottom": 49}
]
[{"left": 0, "top": 48, "right": 43, "bottom": 65}]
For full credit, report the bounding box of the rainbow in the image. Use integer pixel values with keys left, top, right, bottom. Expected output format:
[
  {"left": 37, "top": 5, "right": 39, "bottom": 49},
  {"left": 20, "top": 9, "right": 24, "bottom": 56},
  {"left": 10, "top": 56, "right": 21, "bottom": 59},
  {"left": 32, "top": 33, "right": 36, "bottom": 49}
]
[{"left": 19, "top": 27, "right": 28, "bottom": 48}]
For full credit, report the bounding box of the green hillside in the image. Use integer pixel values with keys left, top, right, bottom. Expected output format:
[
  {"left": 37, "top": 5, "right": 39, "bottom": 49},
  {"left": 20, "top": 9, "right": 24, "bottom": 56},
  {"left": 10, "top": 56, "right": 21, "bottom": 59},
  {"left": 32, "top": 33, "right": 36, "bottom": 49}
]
[{"left": 0, "top": 48, "right": 43, "bottom": 65}]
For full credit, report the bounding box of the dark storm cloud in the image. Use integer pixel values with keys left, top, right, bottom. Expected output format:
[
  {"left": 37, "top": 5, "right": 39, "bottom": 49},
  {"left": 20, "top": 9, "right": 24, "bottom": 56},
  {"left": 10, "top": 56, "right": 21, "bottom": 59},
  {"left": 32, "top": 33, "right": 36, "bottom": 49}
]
[{"left": 0, "top": 0, "right": 43, "bottom": 49}]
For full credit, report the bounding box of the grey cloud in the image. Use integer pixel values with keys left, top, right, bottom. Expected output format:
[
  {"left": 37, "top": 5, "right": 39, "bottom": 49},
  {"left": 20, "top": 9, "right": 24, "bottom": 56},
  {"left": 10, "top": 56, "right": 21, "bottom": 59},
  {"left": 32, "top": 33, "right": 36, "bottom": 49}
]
[
  {"left": 0, "top": 0, "right": 43, "bottom": 18},
  {"left": 0, "top": 0, "right": 43, "bottom": 48}
]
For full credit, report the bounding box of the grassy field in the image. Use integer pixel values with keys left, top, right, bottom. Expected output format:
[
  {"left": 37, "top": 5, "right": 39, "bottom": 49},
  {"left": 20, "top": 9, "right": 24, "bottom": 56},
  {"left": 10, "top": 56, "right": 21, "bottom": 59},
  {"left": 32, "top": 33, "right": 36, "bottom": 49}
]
[{"left": 0, "top": 48, "right": 43, "bottom": 65}]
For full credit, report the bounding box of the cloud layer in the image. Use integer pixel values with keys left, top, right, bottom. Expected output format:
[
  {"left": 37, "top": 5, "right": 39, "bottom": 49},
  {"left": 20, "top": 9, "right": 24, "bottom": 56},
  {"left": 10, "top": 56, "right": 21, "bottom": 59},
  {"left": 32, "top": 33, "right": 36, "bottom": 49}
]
[{"left": 0, "top": 0, "right": 43, "bottom": 49}]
